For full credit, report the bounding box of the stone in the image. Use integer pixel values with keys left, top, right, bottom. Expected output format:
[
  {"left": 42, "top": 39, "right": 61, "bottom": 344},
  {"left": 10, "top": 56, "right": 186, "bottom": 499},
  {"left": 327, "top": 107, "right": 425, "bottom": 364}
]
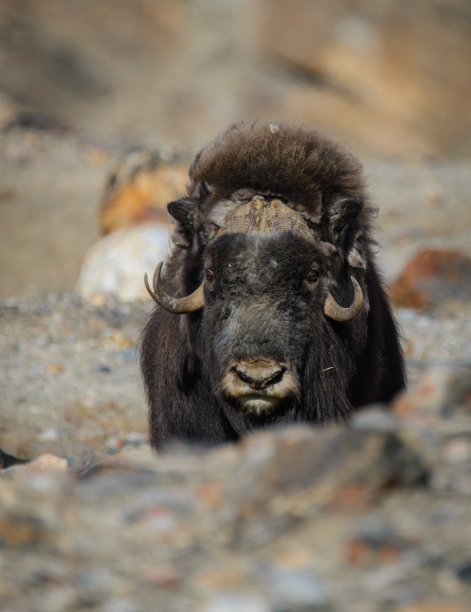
[
  {"left": 99, "top": 149, "right": 187, "bottom": 235},
  {"left": 350, "top": 407, "right": 398, "bottom": 432},
  {"left": 76, "top": 223, "right": 169, "bottom": 302},
  {"left": 393, "top": 366, "right": 471, "bottom": 419},
  {"left": 390, "top": 249, "right": 471, "bottom": 309},
  {"left": 202, "top": 593, "right": 270, "bottom": 612},
  {"left": 345, "top": 516, "right": 409, "bottom": 565},
  {"left": 441, "top": 438, "right": 471, "bottom": 466},
  {"left": 0, "top": 419, "right": 470, "bottom": 610},
  {"left": 263, "top": 565, "right": 331, "bottom": 610}
]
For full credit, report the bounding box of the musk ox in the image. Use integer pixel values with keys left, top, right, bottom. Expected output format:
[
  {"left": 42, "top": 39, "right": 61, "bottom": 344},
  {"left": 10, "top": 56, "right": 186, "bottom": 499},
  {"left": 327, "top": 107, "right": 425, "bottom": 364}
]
[{"left": 141, "top": 122, "right": 405, "bottom": 447}]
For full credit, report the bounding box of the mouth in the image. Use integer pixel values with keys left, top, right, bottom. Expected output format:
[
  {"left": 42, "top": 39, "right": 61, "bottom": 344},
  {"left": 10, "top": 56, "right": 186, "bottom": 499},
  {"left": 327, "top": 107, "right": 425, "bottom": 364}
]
[
  {"left": 236, "top": 393, "right": 282, "bottom": 416},
  {"left": 220, "top": 358, "right": 297, "bottom": 416}
]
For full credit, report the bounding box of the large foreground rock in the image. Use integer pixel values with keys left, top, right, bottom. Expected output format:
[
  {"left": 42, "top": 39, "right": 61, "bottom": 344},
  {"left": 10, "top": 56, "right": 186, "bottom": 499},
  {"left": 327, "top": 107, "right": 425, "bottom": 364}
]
[{"left": 1, "top": 410, "right": 471, "bottom": 612}]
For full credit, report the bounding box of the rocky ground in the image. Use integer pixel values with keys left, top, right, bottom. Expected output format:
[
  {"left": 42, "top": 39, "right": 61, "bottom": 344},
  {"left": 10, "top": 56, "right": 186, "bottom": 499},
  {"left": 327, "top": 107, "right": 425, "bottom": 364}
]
[{"left": 1, "top": 124, "right": 471, "bottom": 611}]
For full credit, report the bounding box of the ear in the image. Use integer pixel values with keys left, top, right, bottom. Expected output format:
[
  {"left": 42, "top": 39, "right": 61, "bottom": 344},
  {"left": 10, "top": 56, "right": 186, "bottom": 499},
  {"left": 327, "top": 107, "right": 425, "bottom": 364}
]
[
  {"left": 167, "top": 198, "right": 199, "bottom": 248},
  {"left": 327, "top": 195, "right": 363, "bottom": 253}
]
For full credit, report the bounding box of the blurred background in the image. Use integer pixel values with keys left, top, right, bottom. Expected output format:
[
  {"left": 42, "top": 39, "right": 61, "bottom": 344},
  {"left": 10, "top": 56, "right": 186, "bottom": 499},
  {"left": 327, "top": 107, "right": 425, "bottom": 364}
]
[
  {"left": 0, "top": 0, "right": 470, "bottom": 298},
  {"left": 1, "top": 0, "right": 470, "bottom": 157}
]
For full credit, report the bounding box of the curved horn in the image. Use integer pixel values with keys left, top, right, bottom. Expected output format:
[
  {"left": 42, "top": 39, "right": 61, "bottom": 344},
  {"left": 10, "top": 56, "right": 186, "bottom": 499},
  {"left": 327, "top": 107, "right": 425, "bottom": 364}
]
[
  {"left": 144, "top": 262, "right": 204, "bottom": 313},
  {"left": 324, "top": 276, "right": 363, "bottom": 322}
]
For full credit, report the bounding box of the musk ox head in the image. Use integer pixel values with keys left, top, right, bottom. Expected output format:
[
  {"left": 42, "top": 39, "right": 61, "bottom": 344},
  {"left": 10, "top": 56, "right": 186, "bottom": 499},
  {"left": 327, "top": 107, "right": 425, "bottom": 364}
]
[
  {"left": 146, "top": 197, "right": 365, "bottom": 425},
  {"left": 142, "top": 122, "right": 390, "bottom": 435}
]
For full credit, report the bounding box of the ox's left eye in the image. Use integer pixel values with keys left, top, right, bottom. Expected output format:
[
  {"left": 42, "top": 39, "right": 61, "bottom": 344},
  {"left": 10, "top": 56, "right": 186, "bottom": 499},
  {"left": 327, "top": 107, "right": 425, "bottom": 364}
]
[{"left": 306, "top": 270, "right": 319, "bottom": 283}]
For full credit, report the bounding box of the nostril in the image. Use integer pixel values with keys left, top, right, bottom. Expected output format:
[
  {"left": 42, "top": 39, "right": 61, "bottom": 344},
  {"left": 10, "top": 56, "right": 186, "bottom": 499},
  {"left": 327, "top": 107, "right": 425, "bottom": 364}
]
[{"left": 233, "top": 366, "right": 285, "bottom": 390}]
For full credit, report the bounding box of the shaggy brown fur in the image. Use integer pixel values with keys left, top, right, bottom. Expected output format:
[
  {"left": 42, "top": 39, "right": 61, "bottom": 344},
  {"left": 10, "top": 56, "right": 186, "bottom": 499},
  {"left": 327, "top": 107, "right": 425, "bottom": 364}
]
[{"left": 188, "top": 121, "right": 372, "bottom": 222}]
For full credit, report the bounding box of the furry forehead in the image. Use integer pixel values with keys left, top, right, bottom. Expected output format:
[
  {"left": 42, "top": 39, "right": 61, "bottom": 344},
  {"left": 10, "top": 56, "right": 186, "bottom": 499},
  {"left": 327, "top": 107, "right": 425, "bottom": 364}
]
[{"left": 188, "top": 121, "right": 367, "bottom": 205}]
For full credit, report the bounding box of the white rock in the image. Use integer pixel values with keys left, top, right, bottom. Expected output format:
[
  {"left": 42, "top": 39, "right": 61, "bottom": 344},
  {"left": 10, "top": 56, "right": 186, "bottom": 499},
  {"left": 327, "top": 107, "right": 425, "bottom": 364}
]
[{"left": 76, "top": 224, "right": 169, "bottom": 303}]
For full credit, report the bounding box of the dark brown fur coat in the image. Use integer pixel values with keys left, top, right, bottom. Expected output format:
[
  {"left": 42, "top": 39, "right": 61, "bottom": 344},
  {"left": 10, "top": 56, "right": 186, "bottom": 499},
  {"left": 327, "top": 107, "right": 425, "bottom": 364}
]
[{"left": 141, "top": 122, "right": 405, "bottom": 447}]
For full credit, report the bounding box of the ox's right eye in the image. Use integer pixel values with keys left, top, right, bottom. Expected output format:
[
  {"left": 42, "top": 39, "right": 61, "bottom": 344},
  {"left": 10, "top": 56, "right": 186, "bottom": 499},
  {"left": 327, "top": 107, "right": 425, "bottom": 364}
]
[{"left": 205, "top": 268, "right": 215, "bottom": 282}]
